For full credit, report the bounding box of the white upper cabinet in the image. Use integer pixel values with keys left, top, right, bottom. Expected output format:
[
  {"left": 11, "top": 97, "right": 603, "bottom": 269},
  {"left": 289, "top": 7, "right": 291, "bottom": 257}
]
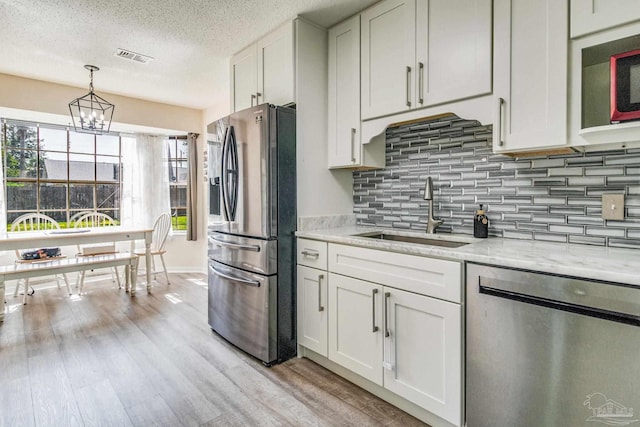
[
  {"left": 230, "top": 21, "right": 295, "bottom": 112},
  {"left": 361, "top": 0, "right": 492, "bottom": 121},
  {"left": 361, "top": 0, "right": 416, "bottom": 120},
  {"left": 257, "top": 23, "right": 295, "bottom": 107},
  {"left": 493, "top": 0, "right": 569, "bottom": 153},
  {"left": 571, "top": 0, "right": 640, "bottom": 38},
  {"left": 416, "top": 0, "right": 492, "bottom": 107},
  {"left": 328, "top": 15, "right": 362, "bottom": 168},
  {"left": 230, "top": 45, "right": 257, "bottom": 113}
]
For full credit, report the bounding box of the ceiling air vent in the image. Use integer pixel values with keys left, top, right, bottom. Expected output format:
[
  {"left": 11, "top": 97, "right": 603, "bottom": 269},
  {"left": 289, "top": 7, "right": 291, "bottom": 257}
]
[{"left": 114, "top": 48, "right": 154, "bottom": 64}]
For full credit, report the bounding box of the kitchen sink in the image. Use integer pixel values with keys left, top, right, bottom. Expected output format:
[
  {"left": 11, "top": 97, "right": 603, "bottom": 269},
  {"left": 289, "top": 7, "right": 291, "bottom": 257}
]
[{"left": 353, "top": 232, "right": 470, "bottom": 248}]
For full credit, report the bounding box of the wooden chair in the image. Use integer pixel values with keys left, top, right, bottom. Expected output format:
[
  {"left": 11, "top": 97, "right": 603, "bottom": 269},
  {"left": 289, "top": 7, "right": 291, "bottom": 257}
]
[
  {"left": 135, "top": 213, "right": 171, "bottom": 284},
  {"left": 73, "top": 212, "right": 121, "bottom": 293},
  {"left": 10, "top": 213, "right": 71, "bottom": 301}
]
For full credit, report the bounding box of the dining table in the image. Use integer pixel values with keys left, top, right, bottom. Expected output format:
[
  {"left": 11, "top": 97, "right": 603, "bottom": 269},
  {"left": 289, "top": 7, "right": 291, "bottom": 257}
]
[{"left": 0, "top": 226, "right": 155, "bottom": 294}]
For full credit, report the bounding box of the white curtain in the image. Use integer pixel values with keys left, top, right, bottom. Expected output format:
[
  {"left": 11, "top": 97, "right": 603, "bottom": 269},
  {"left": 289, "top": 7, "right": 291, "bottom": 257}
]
[
  {"left": 0, "top": 123, "right": 6, "bottom": 232},
  {"left": 121, "top": 134, "right": 170, "bottom": 229}
]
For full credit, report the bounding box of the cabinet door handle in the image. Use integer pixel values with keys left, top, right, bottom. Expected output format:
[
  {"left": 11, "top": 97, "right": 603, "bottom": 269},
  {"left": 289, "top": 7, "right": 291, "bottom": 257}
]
[
  {"left": 301, "top": 249, "right": 319, "bottom": 258},
  {"left": 372, "top": 288, "right": 379, "bottom": 332},
  {"left": 318, "top": 274, "right": 325, "bottom": 312},
  {"left": 256, "top": 92, "right": 262, "bottom": 104},
  {"left": 350, "top": 128, "right": 356, "bottom": 163},
  {"left": 497, "top": 97, "right": 505, "bottom": 147},
  {"left": 384, "top": 291, "right": 391, "bottom": 337},
  {"left": 405, "top": 66, "right": 412, "bottom": 107},
  {"left": 382, "top": 291, "right": 393, "bottom": 371},
  {"left": 251, "top": 94, "right": 256, "bottom": 107},
  {"left": 418, "top": 62, "right": 424, "bottom": 105}
]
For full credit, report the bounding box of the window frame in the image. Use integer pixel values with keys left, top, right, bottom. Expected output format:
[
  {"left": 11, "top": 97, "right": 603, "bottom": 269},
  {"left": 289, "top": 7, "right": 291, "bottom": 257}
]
[
  {"left": 1, "top": 119, "right": 123, "bottom": 228},
  {"left": 165, "top": 136, "right": 189, "bottom": 232}
]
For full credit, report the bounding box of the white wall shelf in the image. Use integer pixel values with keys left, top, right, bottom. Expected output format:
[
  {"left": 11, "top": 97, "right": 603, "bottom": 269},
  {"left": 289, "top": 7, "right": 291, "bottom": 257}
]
[
  {"left": 569, "top": 20, "right": 640, "bottom": 149},
  {"left": 579, "top": 121, "right": 640, "bottom": 145}
]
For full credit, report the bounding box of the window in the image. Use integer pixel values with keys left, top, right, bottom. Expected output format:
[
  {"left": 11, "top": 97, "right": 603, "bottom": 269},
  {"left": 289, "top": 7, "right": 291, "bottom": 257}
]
[
  {"left": 165, "top": 136, "right": 188, "bottom": 231},
  {"left": 1, "top": 120, "right": 122, "bottom": 228}
]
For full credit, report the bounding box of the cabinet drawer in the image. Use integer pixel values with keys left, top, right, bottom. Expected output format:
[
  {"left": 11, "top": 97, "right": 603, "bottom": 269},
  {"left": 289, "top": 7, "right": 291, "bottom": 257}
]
[
  {"left": 328, "top": 243, "right": 462, "bottom": 303},
  {"left": 297, "top": 239, "right": 328, "bottom": 270}
]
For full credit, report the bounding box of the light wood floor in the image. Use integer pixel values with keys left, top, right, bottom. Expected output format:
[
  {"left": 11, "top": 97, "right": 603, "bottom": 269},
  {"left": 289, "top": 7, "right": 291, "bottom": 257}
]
[{"left": 0, "top": 273, "right": 428, "bottom": 427}]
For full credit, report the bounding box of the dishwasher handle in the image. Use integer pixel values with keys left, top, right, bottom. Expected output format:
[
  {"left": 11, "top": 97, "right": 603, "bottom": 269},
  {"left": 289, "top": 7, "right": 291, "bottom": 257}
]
[{"left": 472, "top": 263, "right": 640, "bottom": 327}]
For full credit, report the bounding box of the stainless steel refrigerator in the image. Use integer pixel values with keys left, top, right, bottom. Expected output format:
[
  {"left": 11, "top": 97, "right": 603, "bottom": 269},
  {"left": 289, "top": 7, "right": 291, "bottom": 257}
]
[{"left": 206, "top": 104, "right": 296, "bottom": 365}]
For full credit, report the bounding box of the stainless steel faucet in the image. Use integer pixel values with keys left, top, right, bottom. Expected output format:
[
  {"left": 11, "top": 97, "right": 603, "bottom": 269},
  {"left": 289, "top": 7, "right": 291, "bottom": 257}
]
[{"left": 424, "top": 177, "right": 443, "bottom": 233}]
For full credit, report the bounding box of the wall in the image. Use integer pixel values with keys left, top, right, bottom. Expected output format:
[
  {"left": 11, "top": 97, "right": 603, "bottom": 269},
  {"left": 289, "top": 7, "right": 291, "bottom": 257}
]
[
  {"left": 295, "top": 18, "right": 353, "bottom": 218},
  {"left": 0, "top": 73, "right": 202, "bottom": 133},
  {"left": 353, "top": 114, "right": 640, "bottom": 249}
]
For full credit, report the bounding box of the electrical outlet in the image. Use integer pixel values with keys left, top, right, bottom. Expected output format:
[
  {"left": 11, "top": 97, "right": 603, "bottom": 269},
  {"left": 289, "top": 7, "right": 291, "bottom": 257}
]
[{"left": 602, "top": 194, "right": 625, "bottom": 220}]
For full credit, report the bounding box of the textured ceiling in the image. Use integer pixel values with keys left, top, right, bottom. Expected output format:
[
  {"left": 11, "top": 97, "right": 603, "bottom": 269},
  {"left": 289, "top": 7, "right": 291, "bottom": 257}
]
[{"left": 0, "top": 0, "right": 378, "bottom": 109}]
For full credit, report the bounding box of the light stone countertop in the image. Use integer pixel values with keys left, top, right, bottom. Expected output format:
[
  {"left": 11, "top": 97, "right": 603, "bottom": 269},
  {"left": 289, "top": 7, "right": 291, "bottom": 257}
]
[{"left": 296, "top": 226, "right": 640, "bottom": 287}]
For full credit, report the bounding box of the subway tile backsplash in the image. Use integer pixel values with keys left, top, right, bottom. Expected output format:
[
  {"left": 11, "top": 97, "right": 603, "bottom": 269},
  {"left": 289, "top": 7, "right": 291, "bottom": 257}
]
[{"left": 352, "top": 115, "right": 640, "bottom": 249}]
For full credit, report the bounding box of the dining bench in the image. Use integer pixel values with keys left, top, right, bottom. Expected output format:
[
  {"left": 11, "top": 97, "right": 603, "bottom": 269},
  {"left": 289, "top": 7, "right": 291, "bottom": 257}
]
[{"left": 0, "top": 252, "right": 139, "bottom": 321}]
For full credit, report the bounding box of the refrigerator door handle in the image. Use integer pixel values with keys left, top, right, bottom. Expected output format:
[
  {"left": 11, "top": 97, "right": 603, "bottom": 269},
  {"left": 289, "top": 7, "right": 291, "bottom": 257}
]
[
  {"left": 227, "top": 125, "right": 239, "bottom": 221},
  {"left": 209, "top": 265, "right": 261, "bottom": 287},
  {"left": 220, "top": 127, "right": 231, "bottom": 221},
  {"left": 208, "top": 236, "right": 260, "bottom": 252},
  {"left": 220, "top": 125, "right": 239, "bottom": 222}
]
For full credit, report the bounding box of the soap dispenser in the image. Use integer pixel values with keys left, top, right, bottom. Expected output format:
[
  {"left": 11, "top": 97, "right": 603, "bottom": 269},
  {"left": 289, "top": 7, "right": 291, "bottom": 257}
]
[{"left": 474, "top": 204, "right": 489, "bottom": 238}]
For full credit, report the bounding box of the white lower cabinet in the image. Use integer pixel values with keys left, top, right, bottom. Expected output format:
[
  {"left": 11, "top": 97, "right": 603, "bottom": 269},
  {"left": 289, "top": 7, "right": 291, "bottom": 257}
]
[
  {"left": 326, "top": 272, "right": 461, "bottom": 424},
  {"left": 384, "top": 287, "right": 461, "bottom": 426},
  {"left": 328, "top": 273, "right": 383, "bottom": 385},
  {"left": 297, "top": 265, "right": 328, "bottom": 356},
  {"left": 297, "top": 241, "right": 463, "bottom": 426},
  {"left": 296, "top": 239, "right": 328, "bottom": 357}
]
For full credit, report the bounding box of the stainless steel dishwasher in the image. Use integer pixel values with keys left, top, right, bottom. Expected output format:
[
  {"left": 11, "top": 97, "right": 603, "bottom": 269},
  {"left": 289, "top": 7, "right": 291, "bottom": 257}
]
[{"left": 466, "top": 262, "right": 640, "bottom": 427}]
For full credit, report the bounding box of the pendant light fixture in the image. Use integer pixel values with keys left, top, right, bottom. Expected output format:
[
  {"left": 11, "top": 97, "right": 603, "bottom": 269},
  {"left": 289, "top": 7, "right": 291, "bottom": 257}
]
[{"left": 68, "top": 65, "right": 115, "bottom": 134}]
